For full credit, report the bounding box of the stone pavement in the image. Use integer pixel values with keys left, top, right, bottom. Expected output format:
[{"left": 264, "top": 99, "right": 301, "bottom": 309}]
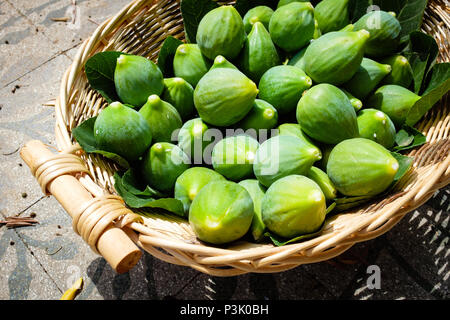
[{"left": 0, "top": 0, "right": 448, "bottom": 300}]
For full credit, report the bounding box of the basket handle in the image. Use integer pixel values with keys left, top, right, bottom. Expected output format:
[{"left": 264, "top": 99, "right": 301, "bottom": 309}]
[{"left": 20, "top": 140, "right": 142, "bottom": 274}]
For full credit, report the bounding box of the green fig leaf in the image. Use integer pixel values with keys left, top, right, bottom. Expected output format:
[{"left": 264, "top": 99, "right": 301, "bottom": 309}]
[
  {"left": 120, "top": 168, "right": 166, "bottom": 199},
  {"left": 180, "top": 0, "right": 218, "bottom": 43},
  {"left": 84, "top": 51, "right": 128, "bottom": 104},
  {"left": 390, "top": 151, "right": 414, "bottom": 183},
  {"left": 403, "top": 31, "right": 439, "bottom": 94},
  {"left": 334, "top": 195, "right": 375, "bottom": 213},
  {"left": 157, "top": 36, "right": 184, "bottom": 77},
  {"left": 72, "top": 117, "right": 130, "bottom": 168},
  {"left": 406, "top": 63, "right": 450, "bottom": 126},
  {"left": 394, "top": 124, "right": 426, "bottom": 151},
  {"left": 234, "top": 0, "right": 277, "bottom": 16},
  {"left": 114, "top": 171, "right": 185, "bottom": 217}
]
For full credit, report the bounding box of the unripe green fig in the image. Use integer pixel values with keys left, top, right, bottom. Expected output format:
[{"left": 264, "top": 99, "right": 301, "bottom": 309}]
[
  {"left": 177, "top": 118, "right": 210, "bottom": 163},
  {"left": 366, "top": 85, "right": 421, "bottom": 128},
  {"left": 162, "top": 77, "right": 195, "bottom": 121},
  {"left": 380, "top": 55, "right": 414, "bottom": 88},
  {"left": 269, "top": 2, "right": 315, "bottom": 52},
  {"left": 189, "top": 180, "right": 254, "bottom": 244},
  {"left": 254, "top": 135, "right": 322, "bottom": 187},
  {"left": 196, "top": 6, "right": 246, "bottom": 60},
  {"left": 277, "top": 123, "right": 321, "bottom": 156},
  {"left": 243, "top": 6, "right": 274, "bottom": 34},
  {"left": 357, "top": 109, "right": 396, "bottom": 149},
  {"left": 173, "top": 44, "right": 211, "bottom": 87},
  {"left": 114, "top": 54, "right": 164, "bottom": 107},
  {"left": 238, "top": 22, "right": 280, "bottom": 82},
  {"left": 141, "top": 142, "right": 190, "bottom": 193},
  {"left": 238, "top": 179, "right": 267, "bottom": 242},
  {"left": 296, "top": 84, "right": 359, "bottom": 144},
  {"left": 288, "top": 46, "right": 307, "bottom": 70},
  {"left": 209, "top": 55, "right": 239, "bottom": 71},
  {"left": 353, "top": 10, "right": 401, "bottom": 58},
  {"left": 194, "top": 68, "right": 258, "bottom": 127},
  {"left": 236, "top": 99, "right": 278, "bottom": 131},
  {"left": 94, "top": 102, "right": 152, "bottom": 162},
  {"left": 258, "top": 65, "right": 312, "bottom": 115},
  {"left": 315, "top": 0, "right": 351, "bottom": 34},
  {"left": 139, "top": 95, "right": 182, "bottom": 143},
  {"left": 174, "top": 167, "right": 226, "bottom": 216},
  {"left": 306, "top": 166, "right": 337, "bottom": 201},
  {"left": 341, "top": 88, "right": 363, "bottom": 112},
  {"left": 277, "top": 0, "right": 309, "bottom": 9},
  {"left": 304, "top": 30, "right": 370, "bottom": 85},
  {"left": 343, "top": 58, "right": 392, "bottom": 100},
  {"left": 262, "top": 175, "right": 326, "bottom": 238},
  {"left": 327, "top": 138, "right": 399, "bottom": 196},
  {"left": 211, "top": 135, "right": 260, "bottom": 181}
]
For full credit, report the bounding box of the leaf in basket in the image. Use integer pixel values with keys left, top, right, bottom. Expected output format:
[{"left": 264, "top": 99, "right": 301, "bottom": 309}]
[
  {"left": 403, "top": 31, "right": 439, "bottom": 94},
  {"left": 394, "top": 124, "right": 426, "bottom": 151},
  {"left": 233, "top": 0, "right": 278, "bottom": 17},
  {"left": 72, "top": 117, "right": 130, "bottom": 168},
  {"left": 180, "top": 0, "right": 218, "bottom": 43},
  {"left": 264, "top": 222, "right": 326, "bottom": 247},
  {"left": 120, "top": 168, "right": 166, "bottom": 198},
  {"left": 84, "top": 51, "right": 127, "bottom": 104},
  {"left": 157, "top": 36, "right": 184, "bottom": 77},
  {"left": 405, "top": 63, "right": 450, "bottom": 126},
  {"left": 390, "top": 151, "right": 414, "bottom": 184},
  {"left": 114, "top": 171, "right": 185, "bottom": 217},
  {"left": 333, "top": 195, "right": 375, "bottom": 213}
]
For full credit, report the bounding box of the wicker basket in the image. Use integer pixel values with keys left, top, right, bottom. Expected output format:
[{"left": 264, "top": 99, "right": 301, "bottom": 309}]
[{"left": 20, "top": 0, "right": 450, "bottom": 276}]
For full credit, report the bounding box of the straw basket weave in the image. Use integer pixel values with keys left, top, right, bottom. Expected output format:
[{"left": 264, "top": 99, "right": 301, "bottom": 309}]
[{"left": 21, "top": 0, "right": 450, "bottom": 276}]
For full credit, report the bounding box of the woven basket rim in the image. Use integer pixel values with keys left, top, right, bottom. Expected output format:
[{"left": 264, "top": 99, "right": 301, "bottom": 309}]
[{"left": 52, "top": 0, "right": 450, "bottom": 276}]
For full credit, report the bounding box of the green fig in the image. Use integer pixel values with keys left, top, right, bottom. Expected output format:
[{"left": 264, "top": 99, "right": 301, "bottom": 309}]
[
  {"left": 269, "top": 2, "right": 315, "bottom": 52},
  {"left": 357, "top": 109, "right": 396, "bottom": 149},
  {"left": 287, "top": 46, "right": 307, "bottom": 71},
  {"left": 303, "top": 30, "right": 370, "bottom": 85},
  {"left": 141, "top": 142, "right": 190, "bottom": 193},
  {"left": 236, "top": 99, "right": 278, "bottom": 132},
  {"left": 353, "top": 10, "right": 401, "bottom": 58},
  {"left": 327, "top": 138, "right": 399, "bottom": 196},
  {"left": 380, "top": 55, "right": 414, "bottom": 88},
  {"left": 306, "top": 166, "right": 337, "bottom": 201},
  {"left": 277, "top": 0, "right": 309, "bottom": 8},
  {"left": 139, "top": 95, "right": 182, "bottom": 143},
  {"left": 243, "top": 6, "right": 274, "bottom": 34},
  {"left": 296, "top": 84, "right": 359, "bottom": 144},
  {"left": 189, "top": 180, "right": 254, "bottom": 244},
  {"left": 262, "top": 175, "right": 326, "bottom": 238},
  {"left": 174, "top": 167, "right": 226, "bottom": 216},
  {"left": 114, "top": 54, "right": 164, "bottom": 107},
  {"left": 196, "top": 6, "right": 246, "bottom": 60},
  {"left": 238, "top": 179, "right": 267, "bottom": 242},
  {"left": 211, "top": 135, "right": 260, "bottom": 181},
  {"left": 315, "top": 0, "right": 351, "bottom": 34},
  {"left": 162, "top": 77, "right": 195, "bottom": 120},
  {"left": 209, "top": 55, "right": 239, "bottom": 71},
  {"left": 343, "top": 58, "right": 392, "bottom": 100},
  {"left": 253, "top": 135, "right": 322, "bottom": 187},
  {"left": 94, "top": 102, "right": 152, "bottom": 162},
  {"left": 341, "top": 88, "right": 363, "bottom": 112},
  {"left": 238, "top": 22, "right": 280, "bottom": 82},
  {"left": 277, "top": 123, "right": 321, "bottom": 155},
  {"left": 258, "top": 65, "right": 312, "bottom": 115},
  {"left": 366, "top": 85, "right": 421, "bottom": 128},
  {"left": 194, "top": 68, "right": 258, "bottom": 127},
  {"left": 173, "top": 44, "right": 211, "bottom": 87},
  {"left": 177, "top": 118, "right": 210, "bottom": 163}
]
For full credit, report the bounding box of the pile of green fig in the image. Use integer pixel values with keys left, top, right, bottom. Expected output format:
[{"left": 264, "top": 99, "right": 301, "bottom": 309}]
[{"left": 76, "top": 0, "right": 449, "bottom": 246}]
